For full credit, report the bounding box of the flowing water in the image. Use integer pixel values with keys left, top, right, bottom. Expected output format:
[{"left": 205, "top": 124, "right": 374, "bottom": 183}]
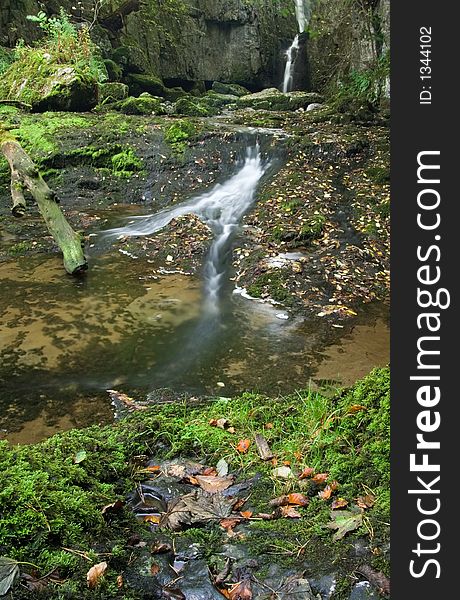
[
  {"left": 282, "top": 0, "right": 310, "bottom": 93},
  {"left": 282, "top": 35, "right": 300, "bottom": 93},
  {"left": 0, "top": 143, "right": 389, "bottom": 444}
]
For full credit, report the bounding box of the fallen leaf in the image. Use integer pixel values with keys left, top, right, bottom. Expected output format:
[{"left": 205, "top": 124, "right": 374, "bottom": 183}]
[
  {"left": 327, "top": 509, "right": 363, "bottom": 541},
  {"left": 143, "top": 515, "right": 161, "bottom": 524},
  {"left": 202, "top": 467, "right": 218, "bottom": 476},
  {"left": 145, "top": 465, "right": 161, "bottom": 474},
  {"left": 150, "top": 563, "right": 160, "bottom": 576},
  {"left": 348, "top": 404, "right": 367, "bottom": 414},
  {"left": 287, "top": 493, "right": 309, "bottom": 506},
  {"left": 299, "top": 467, "right": 315, "bottom": 479},
  {"left": 162, "top": 491, "right": 236, "bottom": 530},
  {"left": 257, "top": 512, "right": 274, "bottom": 520},
  {"left": 312, "top": 473, "right": 328, "bottom": 484},
  {"left": 74, "top": 450, "right": 87, "bottom": 464},
  {"left": 357, "top": 494, "right": 376, "bottom": 509},
  {"left": 357, "top": 565, "right": 390, "bottom": 597},
  {"left": 0, "top": 557, "right": 19, "bottom": 596},
  {"left": 194, "top": 475, "right": 234, "bottom": 494},
  {"left": 319, "top": 485, "right": 333, "bottom": 500},
  {"left": 331, "top": 498, "right": 349, "bottom": 510},
  {"left": 279, "top": 505, "right": 302, "bottom": 519},
  {"left": 236, "top": 439, "right": 251, "bottom": 454},
  {"left": 229, "top": 578, "right": 253, "bottom": 599},
  {"left": 240, "top": 511, "right": 253, "bottom": 519},
  {"left": 117, "top": 575, "right": 123, "bottom": 588},
  {"left": 272, "top": 466, "right": 293, "bottom": 479},
  {"left": 101, "top": 499, "right": 124, "bottom": 516},
  {"left": 87, "top": 562, "right": 107, "bottom": 589},
  {"left": 264, "top": 423, "right": 274, "bottom": 429},
  {"left": 217, "top": 458, "right": 229, "bottom": 477},
  {"left": 151, "top": 542, "right": 172, "bottom": 554}
]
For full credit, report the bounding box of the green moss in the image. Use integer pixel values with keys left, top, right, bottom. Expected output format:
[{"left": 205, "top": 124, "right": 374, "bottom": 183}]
[
  {"left": 164, "top": 119, "right": 198, "bottom": 153},
  {"left": 0, "top": 369, "right": 389, "bottom": 595},
  {"left": 112, "top": 95, "right": 165, "bottom": 116},
  {"left": 247, "top": 271, "right": 291, "bottom": 303},
  {"left": 175, "top": 97, "right": 217, "bottom": 117},
  {"left": 7, "top": 241, "right": 33, "bottom": 256},
  {"left": 111, "top": 148, "right": 143, "bottom": 178}
]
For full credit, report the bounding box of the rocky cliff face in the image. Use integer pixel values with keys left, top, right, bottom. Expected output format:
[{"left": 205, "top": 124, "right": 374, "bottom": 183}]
[
  {"left": 306, "top": 0, "right": 390, "bottom": 94},
  {"left": 0, "top": 0, "right": 297, "bottom": 90}
]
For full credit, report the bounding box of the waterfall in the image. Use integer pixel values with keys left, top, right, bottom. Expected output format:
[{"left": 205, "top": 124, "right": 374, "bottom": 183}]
[
  {"left": 104, "top": 146, "right": 268, "bottom": 315},
  {"left": 282, "top": 0, "right": 310, "bottom": 93},
  {"left": 294, "top": 0, "right": 307, "bottom": 33},
  {"left": 282, "top": 34, "right": 300, "bottom": 93}
]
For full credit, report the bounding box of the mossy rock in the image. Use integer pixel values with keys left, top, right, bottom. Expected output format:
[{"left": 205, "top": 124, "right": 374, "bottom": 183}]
[
  {"left": 103, "top": 59, "right": 123, "bottom": 82},
  {"left": 211, "top": 81, "right": 250, "bottom": 97},
  {"left": 238, "top": 89, "right": 324, "bottom": 112},
  {"left": 98, "top": 82, "right": 129, "bottom": 104},
  {"left": 1, "top": 62, "right": 98, "bottom": 111},
  {"left": 126, "top": 73, "right": 165, "bottom": 97},
  {"left": 163, "top": 86, "right": 188, "bottom": 102},
  {"left": 174, "top": 97, "right": 218, "bottom": 117},
  {"left": 112, "top": 94, "right": 166, "bottom": 115},
  {"left": 205, "top": 92, "right": 239, "bottom": 109},
  {"left": 111, "top": 45, "right": 149, "bottom": 75}
]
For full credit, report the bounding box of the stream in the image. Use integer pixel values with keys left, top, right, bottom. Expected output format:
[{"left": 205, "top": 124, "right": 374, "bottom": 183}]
[{"left": 0, "top": 139, "right": 389, "bottom": 444}]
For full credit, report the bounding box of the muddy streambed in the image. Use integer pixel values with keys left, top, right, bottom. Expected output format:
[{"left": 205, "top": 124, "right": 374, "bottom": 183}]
[{"left": 0, "top": 234, "right": 388, "bottom": 444}]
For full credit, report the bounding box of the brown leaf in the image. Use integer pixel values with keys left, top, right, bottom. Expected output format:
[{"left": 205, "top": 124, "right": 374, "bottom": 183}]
[
  {"left": 236, "top": 439, "right": 251, "bottom": 454},
  {"left": 194, "top": 475, "right": 234, "bottom": 494},
  {"left": 116, "top": 575, "right": 123, "bottom": 588},
  {"left": 145, "top": 465, "right": 161, "bottom": 474},
  {"left": 150, "top": 563, "right": 160, "bottom": 576},
  {"left": 279, "top": 506, "right": 302, "bottom": 519},
  {"left": 357, "top": 494, "right": 376, "bottom": 509},
  {"left": 151, "top": 542, "right": 172, "bottom": 554},
  {"left": 220, "top": 517, "right": 241, "bottom": 532},
  {"left": 319, "top": 485, "right": 333, "bottom": 500},
  {"left": 299, "top": 467, "right": 315, "bottom": 479},
  {"left": 348, "top": 404, "right": 367, "bottom": 414},
  {"left": 331, "top": 498, "right": 349, "bottom": 510},
  {"left": 312, "top": 473, "right": 328, "bottom": 484},
  {"left": 87, "top": 562, "right": 107, "bottom": 589},
  {"left": 202, "top": 467, "right": 218, "bottom": 476},
  {"left": 229, "top": 578, "right": 253, "bottom": 600},
  {"left": 101, "top": 499, "right": 124, "bottom": 516},
  {"left": 287, "top": 493, "right": 309, "bottom": 507}
]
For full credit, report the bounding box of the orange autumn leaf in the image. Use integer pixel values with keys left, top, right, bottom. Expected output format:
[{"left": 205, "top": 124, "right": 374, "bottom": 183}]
[
  {"left": 299, "top": 467, "right": 315, "bottom": 479},
  {"left": 348, "top": 404, "right": 367, "bottom": 414},
  {"left": 220, "top": 518, "right": 241, "bottom": 532},
  {"left": 143, "top": 515, "right": 161, "bottom": 524},
  {"left": 150, "top": 563, "right": 160, "bottom": 576},
  {"left": 287, "top": 493, "right": 309, "bottom": 507},
  {"left": 319, "top": 485, "right": 333, "bottom": 500},
  {"left": 312, "top": 472, "right": 328, "bottom": 484},
  {"left": 264, "top": 422, "right": 274, "bottom": 430},
  {"left": 202, "top": 467, "right": 218, "bottom": 476},
  {"left": 236, "top": 439, "right": 251, "bottom": 454},
  {"left": 293, "top": 451, "right": 303, "bottom": 461},
  {"left": 145, "top": 465, "right": 161, "bottom": 473},
  {"left": 240, "top": 511, "right": 253, "bottom": 519}
]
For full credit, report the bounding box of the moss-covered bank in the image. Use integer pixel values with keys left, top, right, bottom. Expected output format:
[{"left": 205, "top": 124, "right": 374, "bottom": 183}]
[{"left": 0, "top": 368, "right": 389, "bottom": 598}]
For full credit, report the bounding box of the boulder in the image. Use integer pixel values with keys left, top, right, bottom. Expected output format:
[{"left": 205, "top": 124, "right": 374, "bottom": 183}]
[
  {"left": 98, "top": 82, "right": 129, "bottom": 104},
  {"left": 174, "top": 97, "right": 218, "bottom": 117},
  {"left": 126, "top": 74, "right": 165, "bottom": 97},
  {"left": 32, "top": 66, "right": 98, "bottom": 112},
  {"left": 238, "top": 89, "right": 323, "bottom": 112},
  {"left": 211, "top": 81, "right": 250, "bottom": 97},
  {"left": 112, "top": 94, "right": 166, "bottom": 115}
]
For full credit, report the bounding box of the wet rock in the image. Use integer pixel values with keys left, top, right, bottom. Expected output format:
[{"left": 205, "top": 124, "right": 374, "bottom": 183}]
[
  {"left": 309, "top": 573, "right": 338, "bottom": 599},
  {"left": 175, "top": 96, "right": 219, "bottom": 117},
  {"left": 349, "top": 581, "right": 380, "bottom": 600},
  {"left": 176, "top": 559, "right": 224, "bottom": 600},
  {"left": 98, "top": 82, "right": 129, "bottom": 103}
]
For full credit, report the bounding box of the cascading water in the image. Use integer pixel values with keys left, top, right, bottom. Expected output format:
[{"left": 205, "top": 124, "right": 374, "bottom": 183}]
[
  {"left": 105, "top": 146, "right": 268, "bottom": 316},
  {"left": 282, "top": 0, "right": 310, "bottom": 93}
]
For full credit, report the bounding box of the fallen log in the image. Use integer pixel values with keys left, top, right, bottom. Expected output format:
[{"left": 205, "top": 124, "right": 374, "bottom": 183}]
[{"left": 0, "top": 132, "right": 88, "bottom": 275}]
